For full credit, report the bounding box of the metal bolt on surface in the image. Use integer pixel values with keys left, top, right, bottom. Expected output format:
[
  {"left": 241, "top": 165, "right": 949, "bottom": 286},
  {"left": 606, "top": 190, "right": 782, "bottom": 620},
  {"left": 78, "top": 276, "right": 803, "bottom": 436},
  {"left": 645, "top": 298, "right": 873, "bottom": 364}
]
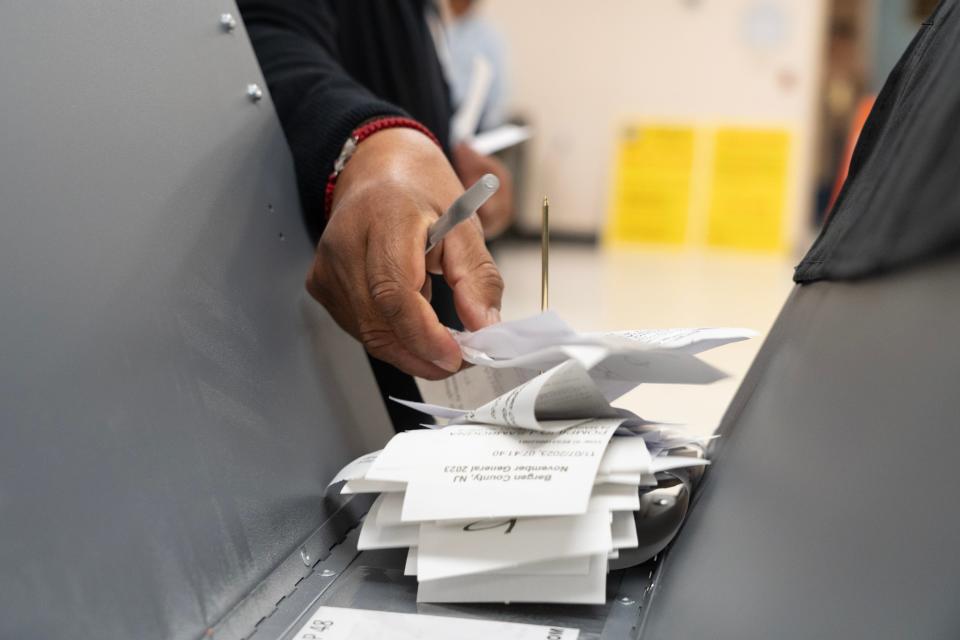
[
  {"left": 246, "top": 84, "right": 263, "bottom": 102},
  {"left": 618, "top": 596, "right": 636, "bottom": 605},
  {"left": 319, "top": 569, "right": 337, "bottom": 578},
  {"left": 300, "top": 548, "right": 312, "bottom": 566},
  {"left": 219, "top": 13, "right": 237, "bottom": 32}
]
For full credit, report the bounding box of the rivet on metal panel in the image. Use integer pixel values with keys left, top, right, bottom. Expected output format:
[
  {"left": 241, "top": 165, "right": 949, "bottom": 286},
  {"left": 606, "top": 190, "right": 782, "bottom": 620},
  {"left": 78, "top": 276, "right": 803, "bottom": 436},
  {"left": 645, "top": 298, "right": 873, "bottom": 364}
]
[
  {"left": 300, "top": 548, "right": 312, "bottom": 566},
  {"left": 246, "top": 84, "right": 264, "bottom": 102},
  {"left": 319, "top": 569, "right": 337, "bottom": 578},
  {"left": 219, "top": 13, "right": 237, "bottom": 32},
  {"left": 618, "top": 596, "right": 636, "bottom": 606}
]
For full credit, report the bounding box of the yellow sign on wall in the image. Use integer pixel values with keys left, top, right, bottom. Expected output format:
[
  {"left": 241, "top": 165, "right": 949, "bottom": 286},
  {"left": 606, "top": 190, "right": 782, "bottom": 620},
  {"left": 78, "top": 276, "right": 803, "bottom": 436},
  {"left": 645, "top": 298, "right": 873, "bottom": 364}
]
[
  {"left": 606, "top": 125, "right": 696, "bottom": 245},
  {"left": 607, "top": 124, "right": 791, "bottom": 251},
  {"left": 706, "top": 127, "right": 790, "bottom": 251}
]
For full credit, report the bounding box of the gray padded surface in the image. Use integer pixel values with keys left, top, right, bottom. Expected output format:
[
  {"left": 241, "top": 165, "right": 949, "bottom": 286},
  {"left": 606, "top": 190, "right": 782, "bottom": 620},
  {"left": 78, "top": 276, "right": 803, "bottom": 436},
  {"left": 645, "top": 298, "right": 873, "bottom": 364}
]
[
  {"left": 640, "top": 253, "right": 960, "bottom": 639},
  {"left": 0, "top": 2, "right": 392, "bottom": 639}
]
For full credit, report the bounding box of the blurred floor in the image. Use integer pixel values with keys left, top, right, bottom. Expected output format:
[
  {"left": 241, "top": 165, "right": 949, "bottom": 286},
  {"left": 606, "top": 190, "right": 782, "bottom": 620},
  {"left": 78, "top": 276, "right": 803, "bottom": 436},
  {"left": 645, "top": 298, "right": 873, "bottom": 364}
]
[{"left": 494, "top": 242, "right": 796, "bottom": 437}]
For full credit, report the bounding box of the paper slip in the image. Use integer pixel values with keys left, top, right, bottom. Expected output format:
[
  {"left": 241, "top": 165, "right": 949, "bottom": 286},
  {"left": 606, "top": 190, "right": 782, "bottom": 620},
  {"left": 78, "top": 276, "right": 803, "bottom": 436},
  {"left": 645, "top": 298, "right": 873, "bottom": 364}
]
[
  {"left": 469, "top": 123, "right": 533, "bottom": 155},
  {"left": 595, "top": 472, "right": 642, "bottom": 486},
  {"left": 357, "top": 520, "right": 418, "bottom": 550},
  {"left": 404, "top": 547, "right": 418, "bottom": 575},
  {"left": 459, "top": 343, "right": 727, "bottom": 392},
  {"left": 404, "top": 547, "right": 593, "bottom": 577},
  {"left": 455, "top": 311, "right": 754, "bottom": 361},
  {"left": 400, "top": 422, "right": 619, "bottom": 522},
  {"left": 358, "top": 496, "right": 419, "bottom": 550},
  {"left": 468, "top": 360, "right": 616, "bottom": 430},
  {"left": 591, "top": 483, "right": 642, "bottom": 512},
  {"left": 487, "top": 555, "right": 592, "bottom": 576},
  {"left": 291, "top": 606, "right": 579, "bottom": 640},
  {"left": 415, "top": 509, "right": 612, "bottom": 581},
  {"left": 326, "top": 451, "right": 381, "bottom": 488},
  {"left": 598, "top": 436, "right": 652, "bottom": 475},
  {"left": 612, "top": 512, "right": 639, "bottom": 550},
  {"left": 412, "top": 487, "right": 643, "bottom": 529},
  {"left": 595, "top": 327, "right": 758, "bottom": 354},
  {"left": 417, "top": 345, "right": 726, "bottom": 410},
  {"left": 363, "top": 429, "right": 435, "bottom": 484},
  {"left": 444, "top": 312, "right": 746, "bottom": 402},
  {"left": 389, "top": 398, "right": 467, "bottom": 421},
  {"left": 417, "top": 365, "right": 533, "bottom": 411},
  {"left": 339, "top": 478, "right": 404, "bottom": 494},
  {"left": 386, "top": 484, "right": 639, "bottom": 531},
  {"left": 399, "top": 360, "right": 616, "bottom": 432},
  {"left": 582, "top": 351, "right": 727, "bottom": 400},
  {"left": 450, "top": 55, "right": 493, "bottom": 144},
  {"left": 419, "top": 347, "right": 727, "bottom": 410},
  {"left": 364, "top": 421, "right": 616, "bottom": 487},
  {"left": 416, "top": 553, "right": 608, "bottom": 605},
  {"left": 374, "top": 491, "right": 404, "bottom": 526},
  {"left": 454, "top": 311, "right": 576, "bottom": 360}
]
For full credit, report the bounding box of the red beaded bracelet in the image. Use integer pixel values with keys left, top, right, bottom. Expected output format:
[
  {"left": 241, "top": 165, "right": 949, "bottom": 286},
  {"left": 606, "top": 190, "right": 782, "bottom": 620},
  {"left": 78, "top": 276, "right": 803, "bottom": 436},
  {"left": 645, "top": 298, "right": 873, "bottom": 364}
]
[{"left": 324, "top": 117, "right": 441, "bottom": 217}]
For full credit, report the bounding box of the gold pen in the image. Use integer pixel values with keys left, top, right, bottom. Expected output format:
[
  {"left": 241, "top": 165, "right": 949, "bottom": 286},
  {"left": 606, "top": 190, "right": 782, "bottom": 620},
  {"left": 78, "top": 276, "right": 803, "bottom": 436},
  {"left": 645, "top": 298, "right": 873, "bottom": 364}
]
[{"left": 541, "top": 196, "right": 550, "bottom": 312}]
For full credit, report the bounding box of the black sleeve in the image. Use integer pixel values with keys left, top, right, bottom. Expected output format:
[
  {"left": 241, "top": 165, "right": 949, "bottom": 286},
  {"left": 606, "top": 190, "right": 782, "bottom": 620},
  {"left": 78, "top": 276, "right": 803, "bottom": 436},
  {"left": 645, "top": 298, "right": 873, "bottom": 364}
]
[{"left": 237, "top": 0, "right": 407, "bottom": 236}]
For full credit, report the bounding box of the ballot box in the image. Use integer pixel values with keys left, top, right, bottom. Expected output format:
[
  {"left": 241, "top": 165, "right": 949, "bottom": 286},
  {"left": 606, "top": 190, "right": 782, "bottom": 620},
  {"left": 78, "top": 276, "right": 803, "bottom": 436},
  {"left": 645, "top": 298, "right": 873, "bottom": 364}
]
[{"left": 5, "top": 2, "right": 960, "bottom": 639}]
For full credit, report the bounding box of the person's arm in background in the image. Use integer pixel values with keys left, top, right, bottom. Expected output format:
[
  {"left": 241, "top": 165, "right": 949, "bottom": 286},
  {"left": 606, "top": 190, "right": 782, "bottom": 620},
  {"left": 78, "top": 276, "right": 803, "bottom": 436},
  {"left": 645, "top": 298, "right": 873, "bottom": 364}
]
[{"left": 238, "top": 0, "right": 504, "bottom": 379}]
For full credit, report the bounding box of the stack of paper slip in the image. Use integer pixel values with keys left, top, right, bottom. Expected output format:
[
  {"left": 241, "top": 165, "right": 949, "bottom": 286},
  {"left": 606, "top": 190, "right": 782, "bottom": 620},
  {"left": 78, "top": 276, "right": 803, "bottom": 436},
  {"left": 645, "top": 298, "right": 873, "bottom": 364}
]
[{"left": 326, "top": 313, "right": 756, "bottom": 604}]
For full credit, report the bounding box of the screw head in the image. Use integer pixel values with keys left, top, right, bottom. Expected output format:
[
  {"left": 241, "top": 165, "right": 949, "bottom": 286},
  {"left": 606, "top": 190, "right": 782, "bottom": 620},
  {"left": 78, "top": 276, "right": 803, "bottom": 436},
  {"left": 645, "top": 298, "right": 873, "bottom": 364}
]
[
  {"left": 219, "top": 13, "right": 237, "bottom": 32},
  {"left": 319, "top": 569, "right": 337, "bottom": 578},
  {"left": 618, "top": 596, "right": 636, "bottom": 605},
  {"left": 246, "top": 83, "right": 263, "bottom": 102},
  {"left": 300, "top": 548, "right": 312, "bottom": 566}
]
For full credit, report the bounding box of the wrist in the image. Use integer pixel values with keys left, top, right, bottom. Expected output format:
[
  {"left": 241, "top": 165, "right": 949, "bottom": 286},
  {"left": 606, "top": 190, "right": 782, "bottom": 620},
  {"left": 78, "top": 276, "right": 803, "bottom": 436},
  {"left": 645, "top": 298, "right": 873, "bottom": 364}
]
[{"left": 325, "top": 117, "right": 440, "bottom": 217}]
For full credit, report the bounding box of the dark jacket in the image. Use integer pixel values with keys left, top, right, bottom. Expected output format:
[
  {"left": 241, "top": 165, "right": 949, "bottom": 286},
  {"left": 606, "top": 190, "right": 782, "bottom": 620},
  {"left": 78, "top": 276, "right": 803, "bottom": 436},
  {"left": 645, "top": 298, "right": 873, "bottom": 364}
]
[
  {"left": 238, "top": 0, "right": 458, "bottom": 431},
  {"left": 238, "top": 0, "right": 453, "bottom": 239}
]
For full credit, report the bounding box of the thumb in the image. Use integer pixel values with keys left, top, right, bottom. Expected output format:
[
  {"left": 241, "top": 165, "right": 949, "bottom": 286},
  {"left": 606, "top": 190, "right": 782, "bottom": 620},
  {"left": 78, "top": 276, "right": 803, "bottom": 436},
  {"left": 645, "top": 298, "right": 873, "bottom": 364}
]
[{"left": 441, "top": 215, "right": 504, "bottom": 331}]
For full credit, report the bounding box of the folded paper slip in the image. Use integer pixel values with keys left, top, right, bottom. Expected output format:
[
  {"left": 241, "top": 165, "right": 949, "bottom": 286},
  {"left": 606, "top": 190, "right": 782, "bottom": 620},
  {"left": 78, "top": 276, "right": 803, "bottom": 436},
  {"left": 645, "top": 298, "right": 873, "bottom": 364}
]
[
  {"left": 399, "top": 422, "right": 620, "bottom": 522},
  {"left": 415, "top": 509, "right": 613, "bottom": 581},
  {"left": 395, "top": 359, "right": 626, "bottom": 432},
  {"left": 416, "top": 553, "right": 609, "bottom": 605},
  {"left": 404, "top": 547, "right": 592, "bottom": 577}
]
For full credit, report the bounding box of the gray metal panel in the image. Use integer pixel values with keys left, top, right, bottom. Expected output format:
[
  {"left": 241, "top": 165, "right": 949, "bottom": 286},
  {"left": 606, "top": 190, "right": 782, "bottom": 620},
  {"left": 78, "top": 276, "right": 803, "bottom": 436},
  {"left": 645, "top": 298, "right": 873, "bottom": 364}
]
[
  {"left": 0, "top": 3, "right": 393, "bottom": 639},
  {"left": 639, "top": 253, "right": 960, "bottom": 639}
]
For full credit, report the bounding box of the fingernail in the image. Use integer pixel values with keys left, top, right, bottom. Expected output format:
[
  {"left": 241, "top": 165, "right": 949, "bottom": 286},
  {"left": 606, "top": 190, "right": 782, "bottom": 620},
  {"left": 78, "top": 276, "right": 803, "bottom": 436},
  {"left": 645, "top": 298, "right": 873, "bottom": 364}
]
[
  {"left": 486, "top": 307, "right": 502, "bottom": 325},
  {"left": 432, "top": 356, "right": 460, "bottom": 374}
]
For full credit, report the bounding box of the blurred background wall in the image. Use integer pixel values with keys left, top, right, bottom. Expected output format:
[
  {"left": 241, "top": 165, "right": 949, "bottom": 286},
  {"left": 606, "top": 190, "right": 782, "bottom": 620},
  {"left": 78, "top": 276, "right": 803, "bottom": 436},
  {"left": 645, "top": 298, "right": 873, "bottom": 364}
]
[
  {"left": 475, "top": 0, "right": 935, "bottom": 252},
  {"left": 481, "top": 0, "right": 826, "bottom": 251}
]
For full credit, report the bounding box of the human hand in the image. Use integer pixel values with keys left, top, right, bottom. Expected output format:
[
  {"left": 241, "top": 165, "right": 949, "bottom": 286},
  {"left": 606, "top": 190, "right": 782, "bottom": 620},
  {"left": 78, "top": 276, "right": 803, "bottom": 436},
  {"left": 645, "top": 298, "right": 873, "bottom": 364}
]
[
  {"left": 306, "top": 128, "right": 504, "bottom": 379},
  {"left": 452, "top": 143, "right": 514, "bottom": 239}
]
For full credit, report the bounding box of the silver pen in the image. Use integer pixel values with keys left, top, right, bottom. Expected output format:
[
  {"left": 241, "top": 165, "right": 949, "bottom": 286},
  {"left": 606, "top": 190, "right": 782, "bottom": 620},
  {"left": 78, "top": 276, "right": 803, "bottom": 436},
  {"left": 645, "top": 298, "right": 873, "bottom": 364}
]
[{"left": 425, "top": 173, "right": 500, "bottom": 254}]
